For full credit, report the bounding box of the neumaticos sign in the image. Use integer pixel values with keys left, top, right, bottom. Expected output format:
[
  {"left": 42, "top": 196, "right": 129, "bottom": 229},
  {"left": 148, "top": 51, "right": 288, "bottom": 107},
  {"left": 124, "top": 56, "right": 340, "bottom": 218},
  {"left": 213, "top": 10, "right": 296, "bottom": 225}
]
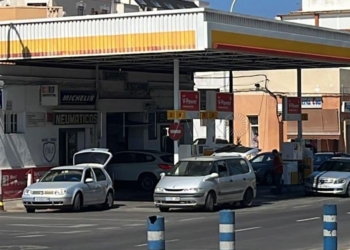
[
  {"left": 53, "top": 113, "right": 98, "bottom": 125},
  {"left": 60, "top": 90, "right": 97, "bottom": 105}
]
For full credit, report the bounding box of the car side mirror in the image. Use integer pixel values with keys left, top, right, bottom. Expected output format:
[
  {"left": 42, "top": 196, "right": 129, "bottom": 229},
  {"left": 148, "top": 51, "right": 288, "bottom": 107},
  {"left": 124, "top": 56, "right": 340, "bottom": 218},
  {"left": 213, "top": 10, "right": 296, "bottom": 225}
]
[
  {"left": 210, "top": 173, "right": 219, "bottom": 179},
  {"left": 85, "top": 178, "right": 93, "bottom": 183},
  {"left": 36, "top": 179, "right": 40, "bottom": 183},
  {"left": 160, "top": 173, "right": 165, "bottom": 179}
]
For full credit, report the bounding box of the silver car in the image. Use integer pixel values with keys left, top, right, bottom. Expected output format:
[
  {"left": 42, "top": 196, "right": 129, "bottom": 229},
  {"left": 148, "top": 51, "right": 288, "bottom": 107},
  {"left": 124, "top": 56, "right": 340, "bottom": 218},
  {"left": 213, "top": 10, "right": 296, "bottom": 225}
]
[
  {"left": 22, "top": 148, "right": 114, "bottom": 213},
  {"left": 153, "top": 156, "right": 257, "bottom": 212},
  {"left": 304, "top": 157, "right": 350, "bottom": 196}
]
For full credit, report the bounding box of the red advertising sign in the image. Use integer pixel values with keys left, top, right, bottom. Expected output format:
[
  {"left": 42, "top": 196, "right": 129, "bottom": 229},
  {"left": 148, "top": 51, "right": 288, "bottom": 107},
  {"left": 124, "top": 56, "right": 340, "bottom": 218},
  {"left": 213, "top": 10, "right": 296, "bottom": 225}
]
[
  {"left": 216, "top": 93, "right": 233, "bottom": 112},
  {"left": 287, "top": 97, "right": 301, "bottom": 114},
  {"left": 169, "top": 123, "right": 184, "bottom": 141},
  {"left": 1, "top": 166, "right": 54, "bottom": 200},
  {"left": 180, "top": 91, "right": 200, "bottom": 111}
]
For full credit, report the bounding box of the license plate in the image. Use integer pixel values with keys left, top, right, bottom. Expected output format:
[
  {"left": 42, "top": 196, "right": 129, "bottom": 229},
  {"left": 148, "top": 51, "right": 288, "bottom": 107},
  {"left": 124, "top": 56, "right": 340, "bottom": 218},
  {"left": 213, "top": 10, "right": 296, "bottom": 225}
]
[
  {"left": 165, "top": 197, "right": 180, "bottom": 201},
  {"left": 321, "top": 185, "right": 329, "bottom": 189},
  {"left": 34, "top": 197, "right": 50, "bottom": 202}
]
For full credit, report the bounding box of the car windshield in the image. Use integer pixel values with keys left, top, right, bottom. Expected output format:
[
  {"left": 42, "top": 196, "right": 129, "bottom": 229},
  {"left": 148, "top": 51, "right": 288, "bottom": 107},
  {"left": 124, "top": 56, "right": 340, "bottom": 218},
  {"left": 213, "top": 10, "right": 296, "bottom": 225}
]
[
  {"left": 318, "top": 161, "right": 350, "bottom": 172},
  {"left": 74, "top": 152, "right": 109, "bottom": 165},
  {"left": 314, "top": 154, "right": 333, "bottom": 165},
  {"left": 41, "top": 169, "right": 83, "bottom": 182},
  {"left": 169, "top": 161, "right": 214, "bottom": 176}
]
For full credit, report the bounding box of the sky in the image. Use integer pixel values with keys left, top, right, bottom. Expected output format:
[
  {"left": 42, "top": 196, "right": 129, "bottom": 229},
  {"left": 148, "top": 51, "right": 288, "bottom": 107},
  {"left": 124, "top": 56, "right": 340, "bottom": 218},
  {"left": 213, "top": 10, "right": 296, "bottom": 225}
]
[{"left": 208, "top": 0, "right": 302, "bottom": 19}]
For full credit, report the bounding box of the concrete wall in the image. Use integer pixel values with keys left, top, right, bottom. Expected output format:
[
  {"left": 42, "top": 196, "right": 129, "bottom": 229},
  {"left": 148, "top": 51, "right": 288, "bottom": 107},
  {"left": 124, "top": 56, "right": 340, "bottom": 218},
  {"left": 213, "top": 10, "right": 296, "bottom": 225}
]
[{"left": 233, "top": 68, "right": 342, "bottom": 95}]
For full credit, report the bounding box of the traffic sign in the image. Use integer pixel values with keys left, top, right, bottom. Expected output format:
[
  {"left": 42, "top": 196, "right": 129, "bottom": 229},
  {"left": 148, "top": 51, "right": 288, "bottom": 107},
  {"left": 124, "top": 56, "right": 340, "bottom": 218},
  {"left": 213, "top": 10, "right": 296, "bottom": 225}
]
[{"left": 169, "top": 123, "right": 184, "bottom": 141}]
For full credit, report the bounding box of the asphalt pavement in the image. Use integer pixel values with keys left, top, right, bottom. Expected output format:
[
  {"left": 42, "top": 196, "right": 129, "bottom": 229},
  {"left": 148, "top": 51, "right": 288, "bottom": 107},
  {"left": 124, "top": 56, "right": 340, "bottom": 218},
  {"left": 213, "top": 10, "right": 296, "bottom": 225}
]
[{"left": 1, "top": 193, "right": 350, "bottom": 250}]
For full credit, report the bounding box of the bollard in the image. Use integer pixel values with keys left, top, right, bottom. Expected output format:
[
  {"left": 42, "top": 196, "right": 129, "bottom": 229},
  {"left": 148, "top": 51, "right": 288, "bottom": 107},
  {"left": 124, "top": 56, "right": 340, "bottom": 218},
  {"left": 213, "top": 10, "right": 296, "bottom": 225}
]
[
  {"left": 219, "top": 210, "right": 235, "bottom": 250},
  {"left": 323, "top": 204, "right": 337, "bottom": 250},
  {"left": 147, "top": 216, "right": 165, "bottom": 250}
]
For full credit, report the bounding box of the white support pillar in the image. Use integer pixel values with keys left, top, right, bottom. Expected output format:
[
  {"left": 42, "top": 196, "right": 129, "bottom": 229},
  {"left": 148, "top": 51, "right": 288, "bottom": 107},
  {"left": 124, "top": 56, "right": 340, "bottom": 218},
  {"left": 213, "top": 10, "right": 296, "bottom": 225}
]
[
  {"left": 297, "top": 68, "right": 302, "bottom": 141},
  {"left": 173, "top": 59, "right": 180, "bottom": 165},
  {"left": 206, "top": 91, "right": 216, "bottom": 147}
]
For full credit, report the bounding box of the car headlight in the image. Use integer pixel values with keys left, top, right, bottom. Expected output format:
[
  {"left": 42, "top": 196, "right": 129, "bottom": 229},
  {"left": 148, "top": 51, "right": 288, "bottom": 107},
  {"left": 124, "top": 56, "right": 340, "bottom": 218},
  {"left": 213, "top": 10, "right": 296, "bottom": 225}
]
[
  {"left": 23, "top": 189, "right": 32, "bottom": 195},
  {"left": 54, "top": 189, "right": 67, "bottom": 195},
  {"left": 334, "top": 179, "right": 346, "bottom": 184},
  {"left": 155, "top": 187, "right": 165, "bottom": 192},
  {"left": 183, "top": 188, "right": 204, "bottom": 193}
]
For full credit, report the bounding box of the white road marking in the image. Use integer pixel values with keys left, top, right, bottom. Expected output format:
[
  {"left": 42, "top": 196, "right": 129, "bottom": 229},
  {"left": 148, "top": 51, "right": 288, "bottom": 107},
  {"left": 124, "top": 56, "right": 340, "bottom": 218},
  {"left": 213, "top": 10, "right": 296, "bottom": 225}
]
[
  {"left": 16, "top": 235, "right": 45, "bottom": 238},
  {"left": 346, "top": 212, "right": 350, "bottom": 215},
  {"left": 0, "top": 215, "right": 144, "bottom": 222},
  {"left": 293, "top": 205, "right": 311, "bottom": 209},
  {"left": 9, "top": 224, "right": 95, "bottom": 228},
  {"left": 236, "top": 227, "right": 261, "bottom": 232},
  {"left": 135, "top": 239, "right": 179, "bottom": 247},
  {"left": 134, "top": 243, "right": 147, "bottom": 247},
  {"left": 98, "top": 227, "right": 121, "bottom": 230},
  {"left": 296, "top": 217, "right": 320, "bottom": 222},
  {"left": 179, "top": 217, "right": 205, "bottom": 222}
]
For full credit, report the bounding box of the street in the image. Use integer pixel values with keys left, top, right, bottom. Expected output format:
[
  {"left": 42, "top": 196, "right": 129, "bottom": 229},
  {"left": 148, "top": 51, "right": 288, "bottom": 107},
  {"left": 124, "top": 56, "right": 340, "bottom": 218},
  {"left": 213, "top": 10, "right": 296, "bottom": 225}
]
[{"left": 1, "top": 192, "right": 350, "bottom": 250}]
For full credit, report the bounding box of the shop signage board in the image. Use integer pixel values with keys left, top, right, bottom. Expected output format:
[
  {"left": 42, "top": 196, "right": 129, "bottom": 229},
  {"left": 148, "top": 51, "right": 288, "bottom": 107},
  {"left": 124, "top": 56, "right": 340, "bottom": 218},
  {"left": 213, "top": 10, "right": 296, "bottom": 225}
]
[
  {"left": 53, "top": 112, "right": 98, "bottom": 125},
  {"left": 301, "top": 97, "right": 322, "bottom": 109},
  {"left": 60, "top": 90, "right": 97, "bottom": 105},
  {"left": 169, "top": 123, "right": 184, "bottom": 141},
  {"left": 216, "top": 93, "right": 233, "bottom": 112},
  {"left": 282, "top": 97, "right": 301, "bottom": 121},
  {"left": 40, "top": 85, "right": 58, "bottom": 106},
  {"left": 179, "top": 91, "right": 200, "bottom": 119},
  {"left": 180, "top": 91, "right": 200, "bottom": 111},
  {"left": 342, "top": 101, "right": 350, "bottom": 113}
]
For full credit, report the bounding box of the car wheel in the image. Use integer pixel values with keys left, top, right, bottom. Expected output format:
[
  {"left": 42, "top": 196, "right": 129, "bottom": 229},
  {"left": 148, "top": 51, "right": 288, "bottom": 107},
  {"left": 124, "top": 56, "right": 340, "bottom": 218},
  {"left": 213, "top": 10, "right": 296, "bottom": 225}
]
[
  {"left": 240, "top": 188, "right": 254, "bottom": 208},
  {"left": 72, "top": 193, "right": 82, "bottom": 212},
  {"left": 25, "top": 207, "right": 35, "bottom": 213},
  {"left": 103, "top": 191, "right": 114, "bottom": 210},
  {"left": 138, "top": 174, "right": 157, "bottom": 191},
  {"left": 204, "top": 192, "right": 216, "bottom": 212},
  {"left": 264, "top": 172, "right": 273, "bottom": 185},
  {"left": 159, "top": 207, "right": 170, "bottom": 212}
]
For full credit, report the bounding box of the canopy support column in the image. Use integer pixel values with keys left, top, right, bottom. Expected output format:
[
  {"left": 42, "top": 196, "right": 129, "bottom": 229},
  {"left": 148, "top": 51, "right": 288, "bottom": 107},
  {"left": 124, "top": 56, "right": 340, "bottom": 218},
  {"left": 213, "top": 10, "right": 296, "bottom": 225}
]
[
  {"left": 173, "top": 59, "right": 180, "bottom": 165},
  {"left": 297, "top": 68, "right": 302, "bottom": 141}
]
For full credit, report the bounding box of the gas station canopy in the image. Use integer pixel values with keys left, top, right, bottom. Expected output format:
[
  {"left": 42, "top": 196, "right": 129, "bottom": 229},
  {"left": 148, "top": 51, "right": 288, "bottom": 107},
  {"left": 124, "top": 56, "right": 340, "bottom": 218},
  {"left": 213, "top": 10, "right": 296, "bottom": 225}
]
[{"left": 1, "top": 8, "right": 350, "bottom": 73}]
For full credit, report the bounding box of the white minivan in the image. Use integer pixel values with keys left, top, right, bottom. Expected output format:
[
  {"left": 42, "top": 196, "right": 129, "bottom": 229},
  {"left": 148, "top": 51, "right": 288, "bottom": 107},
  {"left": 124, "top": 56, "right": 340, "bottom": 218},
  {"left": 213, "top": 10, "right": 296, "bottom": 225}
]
[{"left": 153, "top": 155, "right": 257, "bottom": 212}]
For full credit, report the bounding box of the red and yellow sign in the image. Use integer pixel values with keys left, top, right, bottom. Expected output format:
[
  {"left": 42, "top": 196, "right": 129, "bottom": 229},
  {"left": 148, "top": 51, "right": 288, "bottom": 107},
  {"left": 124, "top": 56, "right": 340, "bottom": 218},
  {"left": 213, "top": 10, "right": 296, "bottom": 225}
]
[
  {"left": 211, "top": 30, "right": 350, "bottom": 62},
  {"left": 0, "top": 31, "right": 196, "bottom": 59}
]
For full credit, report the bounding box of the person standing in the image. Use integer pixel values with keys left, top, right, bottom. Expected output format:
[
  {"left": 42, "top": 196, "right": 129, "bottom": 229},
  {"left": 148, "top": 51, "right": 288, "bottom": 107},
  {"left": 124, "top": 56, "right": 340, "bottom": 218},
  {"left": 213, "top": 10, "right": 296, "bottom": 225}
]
[{"left": 271, "top": 149, "right": 283, "bottom": 194}]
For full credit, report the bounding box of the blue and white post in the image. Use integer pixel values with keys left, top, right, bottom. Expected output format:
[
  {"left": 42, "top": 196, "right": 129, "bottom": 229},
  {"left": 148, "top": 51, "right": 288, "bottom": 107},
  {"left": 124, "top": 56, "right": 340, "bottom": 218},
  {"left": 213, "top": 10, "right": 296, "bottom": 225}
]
[
  {"left": 219, "top": 210, "right": 235, "bottom": 250},
  {"left": 147, "top": 216, "right": 165, "bottom": 250},
  {"left": 323, "top": 204, "right": 337, "bottom": 250}
]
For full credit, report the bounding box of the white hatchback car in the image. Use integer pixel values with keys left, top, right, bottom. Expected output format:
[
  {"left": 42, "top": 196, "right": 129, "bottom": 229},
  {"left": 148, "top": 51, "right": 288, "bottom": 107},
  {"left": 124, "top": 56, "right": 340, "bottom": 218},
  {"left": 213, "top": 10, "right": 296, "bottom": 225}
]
[{"left": 22, "top": 149, "right": 114, "bottom": 213}]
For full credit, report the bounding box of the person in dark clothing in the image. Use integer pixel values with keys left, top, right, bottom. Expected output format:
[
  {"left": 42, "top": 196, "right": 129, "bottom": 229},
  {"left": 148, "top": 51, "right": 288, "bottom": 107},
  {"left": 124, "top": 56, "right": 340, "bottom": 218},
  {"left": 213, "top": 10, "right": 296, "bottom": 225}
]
[{"left": 271, "top": 149, "right": 283, "bottom": 194}]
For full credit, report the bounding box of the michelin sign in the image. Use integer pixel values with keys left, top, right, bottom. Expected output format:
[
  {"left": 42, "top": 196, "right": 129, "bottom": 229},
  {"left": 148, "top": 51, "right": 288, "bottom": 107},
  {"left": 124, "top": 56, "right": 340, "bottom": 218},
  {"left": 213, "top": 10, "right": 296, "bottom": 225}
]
[{"left": 342, "top": 101, "right": 350, "bottom": 113}]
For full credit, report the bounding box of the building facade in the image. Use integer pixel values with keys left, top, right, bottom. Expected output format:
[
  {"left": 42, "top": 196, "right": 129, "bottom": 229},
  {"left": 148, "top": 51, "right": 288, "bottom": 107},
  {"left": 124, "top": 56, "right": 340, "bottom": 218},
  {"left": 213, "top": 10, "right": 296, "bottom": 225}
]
[
  {"left": 193, "top": 0, "right": 350, "bottom": 153},
  {"left": 0, "top": 65, "right": 194, "bottom": 169}
]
